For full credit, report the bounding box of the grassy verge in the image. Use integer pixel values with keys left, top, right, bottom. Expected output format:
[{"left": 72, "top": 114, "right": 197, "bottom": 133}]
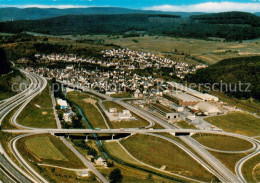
[
  {"left": 174, "top": 120, "right": 197, "bottom": 129},
  {"left": 17, "top": 83, "right": 56, "bottom": 128},
  {"left": 242, "top": 154, "right": 260, "bottom": 182},
  {"left": 205, "top": 112, "right": 260, "bottom": 136},
  {"left": 120, "top": 134, "right": 215, "bottom": 182},
  {"left": 192, "top": 133, "right": 253, "bottom": 151},
  {"left": 103, "top": 141, "right": 142, "bottom": 166},
  {"left": 66, "top": 91, "right": 107, "bottom": 129},
  {"left": 210, "top": 152, "right": 247, "bottom": 174},
  {"left": 1, "top": 105, "right": 20, "bottom": 129},
  {"left": 110, "top": 92, "right": 132, "bottom": 98},
  {"left": 102, "top": 101, "right": 150, "bottom": 128}
]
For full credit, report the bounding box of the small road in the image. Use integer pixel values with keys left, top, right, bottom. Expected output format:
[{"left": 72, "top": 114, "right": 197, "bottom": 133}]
[{"left": 59, "top": 137, "right": 109, "bottom": 183}]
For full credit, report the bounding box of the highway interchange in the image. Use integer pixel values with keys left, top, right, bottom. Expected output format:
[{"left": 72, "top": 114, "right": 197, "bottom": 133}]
[{"left": 0, "top": 71, "right": 259, "bottom": 183}]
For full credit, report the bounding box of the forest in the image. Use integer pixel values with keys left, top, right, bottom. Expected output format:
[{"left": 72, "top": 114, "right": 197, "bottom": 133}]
[
  {"left": 0, "top": 12, "right": 260, "bottom": 41},
  {"left": 186, "top": 56, "right": 260, "bottom": 100}
]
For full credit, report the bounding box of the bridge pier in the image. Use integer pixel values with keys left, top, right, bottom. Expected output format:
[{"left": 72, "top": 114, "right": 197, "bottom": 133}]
[
  {"left": 112, "top": 134, "right": 115, "bottom": 140},
  {"left": 85, "top": 135, "right": 89, "bottom": 142}
]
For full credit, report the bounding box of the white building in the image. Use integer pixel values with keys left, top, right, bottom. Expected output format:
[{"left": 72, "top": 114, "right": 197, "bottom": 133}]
[{"left": 57, "top": 98, "right": 68, "bottom": 109}]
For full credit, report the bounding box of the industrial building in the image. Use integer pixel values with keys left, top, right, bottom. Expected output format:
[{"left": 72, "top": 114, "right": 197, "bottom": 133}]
[
  {"left": 167, "top": 82, "right": 219, "bottom": 102},
  {"left": 170, "top": 103, "right": 184, "bottom": 112},
  {"left": 163, "top": 92, "right": 202, "bottom": 106},
  {"left": 194, "top": 102, "right": 222, "bottom": 115},
  {"left": 151, "top": 103, "right": 179, "bottom": 119}
]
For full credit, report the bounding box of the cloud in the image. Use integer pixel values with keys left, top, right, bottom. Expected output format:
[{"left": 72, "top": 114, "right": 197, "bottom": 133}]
[
  {"left": 1, "top": 4, "right": 95, "bottom": 9},
  {"left": 144, "top": 2, "right": 260, "bottom": 13}
]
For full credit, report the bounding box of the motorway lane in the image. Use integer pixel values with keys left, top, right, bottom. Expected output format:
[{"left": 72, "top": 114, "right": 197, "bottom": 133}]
[
  {"left": 0, "top": 168, "right": 15, "bottom": 183},
  {"left": 10, "top": 134, "right": 48, "bottom": 183},
  {"left": 0, "top": 155, "right": 32, "bottom": 183},
  {"left": 58, "top": 81, "right": 246, "bottom": 182},
  {"left": 0, "top": 70, "right": 47, "bottom": 183}
]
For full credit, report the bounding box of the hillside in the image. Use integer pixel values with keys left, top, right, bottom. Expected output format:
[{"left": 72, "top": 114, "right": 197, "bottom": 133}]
[
  {"left": 0, "top": 7, "right": 198, "bottom": 22},
  {"left": 1, "top": 12, "right": 259, "bottom": 41},
  {"left": 191, "top": 11, "right": 260, "bottom": 27},
  {"left": 186, "top": 56, "right": 260, "bottom": 100},
  {"left": 0, "top": 48, "right": 10, "bottom": 75}
]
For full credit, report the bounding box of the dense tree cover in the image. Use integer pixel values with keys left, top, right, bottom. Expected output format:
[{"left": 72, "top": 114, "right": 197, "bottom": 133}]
[
  {"left": 186, "top": 56, "right": 260, "bottom": 99},
  {"left": 191, "top": 11, "right": 260, "bottom": 27},
  {"left": 0, "top": 48, "right": 10, "bottom": 75},
  {"left": 109, "top": 168, "right": 123, "bottom": 183},
  {"left": 1, "top": 12, "right": 260, "bottom": 41},
  {"left": 0, "top": 7, "right": 183, "bottom": 22}
]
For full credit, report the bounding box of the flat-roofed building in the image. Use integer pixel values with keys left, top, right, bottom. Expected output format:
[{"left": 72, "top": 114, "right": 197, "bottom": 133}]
[
  {"left": 163, "top": 92, "right": 202, "bottom": 106},
  {"left": 151, "top": 103, "right": 179, "bottom": 119},
  {"left": 167, "top": 82, "right": 219, "bottom": 102},
  {"left": 170, "top": 103, "right": 184, "bottom": 112}
]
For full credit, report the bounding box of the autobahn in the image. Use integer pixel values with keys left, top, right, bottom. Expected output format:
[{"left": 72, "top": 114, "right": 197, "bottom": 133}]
[
  {"left": 59, "top": 81, "right": 259, "bottom": 183},
  {"left": 0, "top": 71, "right": 109, "bottom": 183},
  {"left": 0, "top": 75, "right": 259, "bottom": 183},
  {"left": 0, "top": 70, "right": 46, "bottom": 183}
]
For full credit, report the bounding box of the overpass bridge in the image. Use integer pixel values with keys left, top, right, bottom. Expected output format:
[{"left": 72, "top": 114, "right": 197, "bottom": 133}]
[{"left": 3, "top": 128, "right": 220, "bottom": 136}]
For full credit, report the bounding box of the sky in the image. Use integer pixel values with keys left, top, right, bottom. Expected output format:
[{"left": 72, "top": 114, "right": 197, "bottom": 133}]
[{"left": 1, "top": 0, "right": 260, "bottom": 12}]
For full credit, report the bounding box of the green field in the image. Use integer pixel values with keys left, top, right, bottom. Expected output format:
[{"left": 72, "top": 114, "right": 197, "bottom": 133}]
[
  {"left": 193, "top": 134, "right": 253, "bottom": 151},
  {"left": 121, "top": 134, "right": 215, "bottom": 182},
  {"left": 83, "top": 35, "right": 260, "bottom": 64},
  {"left": 25, "top": 136, "right": 67, "bottom": 161},
  {"left": 242, "top": 154, "right": 260, "bottom": 183},
  {"left": 205, "top": 112, "right": 260, "bottom": 136},
  {"left": 17, "top": 134, "right": 85, "bottom": 169},
  {"left": 66, "top": 91, "right": 107, "bottom": 129},
  {"left": 73, "top": 138, "right": 181, "bottom": 183},
  {"left": 17, "top": 83, "right": 56, "bottom": 128},
  {"left": 102, "top": 101, "right": 150, "bottom": 128},
  {"left": 103, "top": 141, "right": 142, "bottom": 166}
]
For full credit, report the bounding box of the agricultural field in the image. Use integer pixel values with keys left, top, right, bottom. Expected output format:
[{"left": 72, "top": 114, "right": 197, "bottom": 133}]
[
  {"left": 192, "top": 133, "right": 253, "bottom": 151},
  {"left": 81, "top": 35, "right": 260, "bottom": 64},
  {"left": 102, "top": 101, "right": 150, "bottom": 128},
  {"left": 120, "top": 134, "right": 215, "bottom": 182},
  {"left": 17, "top": 82, "right": 56, "bottom": 128},
  {"left": 205, "top": 112, "right": 260, "bottom": 136}
]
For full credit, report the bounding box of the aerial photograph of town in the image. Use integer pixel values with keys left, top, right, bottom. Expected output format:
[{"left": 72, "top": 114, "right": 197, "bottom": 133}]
[{"left": 0, "top": 0, "right": 259, "bottom": 182}]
